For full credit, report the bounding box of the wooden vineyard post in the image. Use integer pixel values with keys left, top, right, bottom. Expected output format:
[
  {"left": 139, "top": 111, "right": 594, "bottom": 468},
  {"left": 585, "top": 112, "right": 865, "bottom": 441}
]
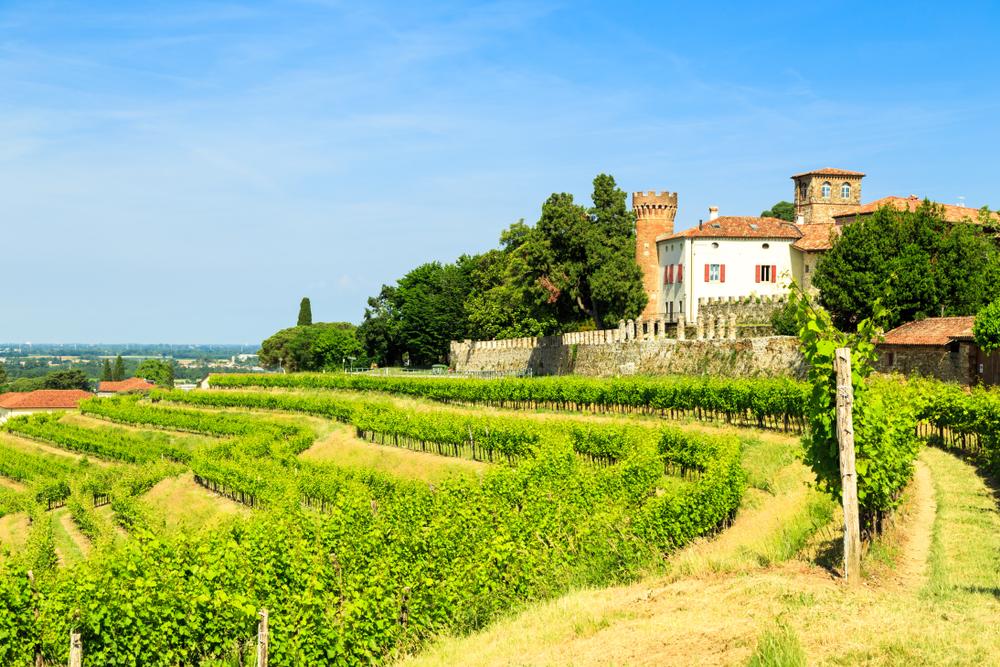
[
  {"left": 256, "top": 608, "right": 269, "bottom": 667},
  {"left": 835, "top": 347, "right": 862, "bottom": 584},
  {"left": 68, "top": 632, "right": 82, "bottom": 667}
]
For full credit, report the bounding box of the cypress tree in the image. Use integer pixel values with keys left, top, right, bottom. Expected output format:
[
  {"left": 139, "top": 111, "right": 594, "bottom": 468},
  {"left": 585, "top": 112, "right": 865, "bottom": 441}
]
[
  {"left": 101, "top": 358, "right": 113, "bottom": 382},
  {"left": 112, "top": 355, "right": 126, "bottom": 382},
  {"left": 297, "top": 297, "right": 313, "bottom": 326}
]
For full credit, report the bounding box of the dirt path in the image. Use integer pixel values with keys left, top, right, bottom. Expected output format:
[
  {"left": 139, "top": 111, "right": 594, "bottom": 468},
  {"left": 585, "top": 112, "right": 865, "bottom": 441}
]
[
  {"left": 56, "top": 509, "right": 92, "bottom": 558},
  {"left": 890, "top": 460, "right": 936, "bottom": 589}
]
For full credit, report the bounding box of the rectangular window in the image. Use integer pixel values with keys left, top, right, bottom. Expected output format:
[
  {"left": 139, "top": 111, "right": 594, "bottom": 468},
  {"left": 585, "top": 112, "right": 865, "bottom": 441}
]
[
  {"left": 709, "top": 264, "right": 721, "bottom": 282},
  {"left": 759, "top": 265, "right": 772, "bottom": 282},
  {"left": 677, "top": 264, "right": 683, "bottom": 282}
]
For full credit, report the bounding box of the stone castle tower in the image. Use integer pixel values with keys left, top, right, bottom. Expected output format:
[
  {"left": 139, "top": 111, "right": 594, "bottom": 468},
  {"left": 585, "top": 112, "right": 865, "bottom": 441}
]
[
  {"left": 633, "top": 190, "right": 678, "bottom": 319},
  {"left": 791, "top": 168, "right": 865, "bottom": 225}
]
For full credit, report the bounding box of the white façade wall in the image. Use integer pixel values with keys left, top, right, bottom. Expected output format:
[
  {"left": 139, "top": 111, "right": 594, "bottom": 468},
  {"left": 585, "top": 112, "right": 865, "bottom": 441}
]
[{"left": 659, "top": 237, "right": 797, "bottom": 321}]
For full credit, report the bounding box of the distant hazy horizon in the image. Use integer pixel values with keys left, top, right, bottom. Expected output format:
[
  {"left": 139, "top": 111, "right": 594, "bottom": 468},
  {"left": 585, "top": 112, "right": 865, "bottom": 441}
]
[{"left": 4, "top": 1, "right": 999, "bottom": 343}]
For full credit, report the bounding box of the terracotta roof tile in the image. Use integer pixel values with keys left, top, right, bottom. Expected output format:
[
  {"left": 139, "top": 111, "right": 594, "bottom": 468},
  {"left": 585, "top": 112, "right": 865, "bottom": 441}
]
[
  {"left": 790, "top": 167, "right": 866, "bottom": 178},
  {"left": 881, "top": 316, "right": 975, "bottom": 346},
  {"left": 832, "top": 196, "right": 999, "bottom": 224},
  {"left": 792, "top": 223, "right": 840, "bottom": 251},
  {"left": 98, "top": 378, "right": 155, "bottom": 393},
  {"left": 657, "top": 216, "right": 802, "bottom": 242},
  {"left": 0, "top": 389, "right": 93, "bottom": 410}
]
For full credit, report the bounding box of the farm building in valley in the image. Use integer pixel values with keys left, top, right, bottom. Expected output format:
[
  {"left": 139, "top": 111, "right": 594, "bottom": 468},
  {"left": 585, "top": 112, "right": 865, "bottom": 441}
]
[
  {"left": 0, "top": 389, "right": 93, "bottom": 423},
  {"left": 97, "top": 377, "right": 155, "bottom": 397},
  {"left": 876, "top": 316, "right": 999, "bottom": 386}
]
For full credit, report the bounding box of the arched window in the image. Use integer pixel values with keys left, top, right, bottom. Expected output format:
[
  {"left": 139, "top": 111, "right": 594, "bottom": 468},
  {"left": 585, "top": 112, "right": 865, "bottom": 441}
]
[
  {"left": 821, "top": 181, "right": 831, "bottom": 198},
  {"left": 841, "top": 182, "right": 851, "bottom": 198}
]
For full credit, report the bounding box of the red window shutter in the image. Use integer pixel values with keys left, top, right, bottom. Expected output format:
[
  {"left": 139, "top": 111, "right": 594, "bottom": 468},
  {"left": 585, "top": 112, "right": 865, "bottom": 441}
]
[
  {"left": 771, "top": 265, "right": 777, "bottom": 283},
  {"left": 704, "top": 264, "right": 710, "bottom": 282},
  {"left": 755, "top": 265, "right": 761, "bottom": 283},
  {"left": 663, "top": 266, "right": 669, "bottom": 285},
  {"left": 720, "top": 264, "right": 726, "bottom": 283},
  {"left": 669, "top": 264, "right": 675, "bottom": 284},
  {"left": 677, "top": 264, "right": 683, "bottom": 283}
]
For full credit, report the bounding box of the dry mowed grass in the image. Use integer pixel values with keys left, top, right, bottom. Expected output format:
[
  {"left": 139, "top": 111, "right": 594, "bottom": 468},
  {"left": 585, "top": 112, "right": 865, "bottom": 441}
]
[
  {"left": 0, "top": 512, "right": 30, "bottom": 557},
  {"left": 300, "top": 422, "right": 487, "bottom": 482},
  {"left": 141, "top": 472, "right": 250, "bottom": 533}
]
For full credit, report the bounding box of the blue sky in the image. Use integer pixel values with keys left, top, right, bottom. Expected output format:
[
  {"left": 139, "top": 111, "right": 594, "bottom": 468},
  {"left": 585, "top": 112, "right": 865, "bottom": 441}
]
[{"left": 2, "top": 1, "right": 999, "bottom": 343}]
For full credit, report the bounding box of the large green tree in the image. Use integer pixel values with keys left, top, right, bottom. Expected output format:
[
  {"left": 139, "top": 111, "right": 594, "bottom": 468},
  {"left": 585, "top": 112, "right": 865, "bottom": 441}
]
[
  {"left": 111, "top": 355, "right": 126, "bottom": 382},
  {"left": 463, "top": 174, "right": 645, "bottom": 336},
  {"left": 813, "top": 201, "right": 1000, "bottom": 330},
  {"left": 358, "top": 260, "right": 475, "bottom": 366},
  {"left": 135, "top": 359, "right": 175, "bottom": 388},
  {"left": 297, "top": 297, "right": 313, "bottom": 326},
  {"left": 101, "top": 359, "right": 113, "bottom": 382},
  {"left": 41, "top": 369, "right": 90, "bottom": 391},
  {"left": 259, "top": 323, "right": 364, "bottom": 372},
  {"left": 508, "top": 175, "right": 646, "bottom": 329},
  {"left": 358, "top": 173, "right": 647, "bottom": 364}
]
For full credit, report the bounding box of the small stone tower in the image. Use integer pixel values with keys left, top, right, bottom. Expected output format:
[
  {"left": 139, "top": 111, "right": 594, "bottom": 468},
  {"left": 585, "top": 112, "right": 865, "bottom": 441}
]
[
  {"left": 791, "top": 168, "right": 864, "bottom": 225},
  {"left": 633, "top": 190, "right": 678, "bottom": 319}
]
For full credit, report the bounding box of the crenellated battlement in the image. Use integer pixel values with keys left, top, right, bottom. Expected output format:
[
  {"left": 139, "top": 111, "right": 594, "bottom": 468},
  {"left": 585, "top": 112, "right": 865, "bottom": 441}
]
[{"left": 632, "top": 191, "right": 678, "bottom": 213}]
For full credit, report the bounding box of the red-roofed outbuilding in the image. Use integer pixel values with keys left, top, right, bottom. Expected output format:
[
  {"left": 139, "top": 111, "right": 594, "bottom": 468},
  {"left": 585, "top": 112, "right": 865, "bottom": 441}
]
[{"left": 0, "top": 389, "right": 93, "bottom": 422}]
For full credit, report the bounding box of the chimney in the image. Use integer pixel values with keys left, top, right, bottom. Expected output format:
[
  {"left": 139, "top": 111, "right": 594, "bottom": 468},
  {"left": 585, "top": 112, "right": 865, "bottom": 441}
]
[{"left": 708, "top": 206, "right": 719, "bottom": 221}]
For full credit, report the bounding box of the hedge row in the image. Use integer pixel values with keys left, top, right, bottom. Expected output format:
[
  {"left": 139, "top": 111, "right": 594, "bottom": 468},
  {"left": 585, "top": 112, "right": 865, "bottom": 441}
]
[{"left": 208, "top": 373, "right": 809, "bottom": 431}]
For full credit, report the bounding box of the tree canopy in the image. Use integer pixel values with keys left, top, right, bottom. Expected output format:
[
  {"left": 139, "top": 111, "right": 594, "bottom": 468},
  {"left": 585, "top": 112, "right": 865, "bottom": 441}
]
[
  {"left": 760, "top": 200, "right": 795, "bottom": 222},
  {"left": 973, "top": 301, "right": 1000, "bottom": 354},
  {"left": 812, "top": 201, "right": 1000, "bottom": 330},
  {"left": 358, "top": 173, "right": 646, "bottom": 366},
  {"left": 259, "top": 323, "right": 364, "bottom": 372},
  {"left": 297, "top": 297, "right": 313, "bottom": 326},
  {"left": 40, "top": 369, "right": 90, "bottom": 391},
  {"left": 135, "top": 359, "right": 175, "bottom": 388}
]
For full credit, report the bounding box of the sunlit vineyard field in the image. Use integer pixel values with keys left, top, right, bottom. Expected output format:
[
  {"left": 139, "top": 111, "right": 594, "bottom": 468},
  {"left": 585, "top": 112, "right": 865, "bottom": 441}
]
[
  {"left": 5, "top": 372, "right": 996, "bottom": 665},
  {"left": 0, "top": 373, "right": 770, "bottom": 665}
]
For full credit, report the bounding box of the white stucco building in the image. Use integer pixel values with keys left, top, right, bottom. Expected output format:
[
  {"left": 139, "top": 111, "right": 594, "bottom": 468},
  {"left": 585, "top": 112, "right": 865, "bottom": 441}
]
[{"left": 656, "top": 211, "right": 813, "bottom": 322}]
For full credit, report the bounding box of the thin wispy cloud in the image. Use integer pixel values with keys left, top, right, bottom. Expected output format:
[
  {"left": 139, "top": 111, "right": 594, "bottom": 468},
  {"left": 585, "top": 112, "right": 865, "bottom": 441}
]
[{"left": 1, "top": 0, "right": 997, "bottom": 342}]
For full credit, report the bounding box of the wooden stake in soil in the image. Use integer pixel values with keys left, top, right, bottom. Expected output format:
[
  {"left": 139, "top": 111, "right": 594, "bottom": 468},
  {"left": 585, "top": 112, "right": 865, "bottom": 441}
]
[
  {"left": 257, "top": 608, "right": 269, "bottom": 667},
  {"left": 835, "top": 347, "right": 862, "bottom": 584},
  {"left": 68, "top": 632, "right": 82, "bottom": 667}
]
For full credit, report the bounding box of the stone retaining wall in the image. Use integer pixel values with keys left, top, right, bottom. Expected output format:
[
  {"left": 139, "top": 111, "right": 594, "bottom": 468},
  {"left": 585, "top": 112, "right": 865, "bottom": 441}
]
[{"left": 450, "top": 328, "right": 804, "bottom": 379}]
